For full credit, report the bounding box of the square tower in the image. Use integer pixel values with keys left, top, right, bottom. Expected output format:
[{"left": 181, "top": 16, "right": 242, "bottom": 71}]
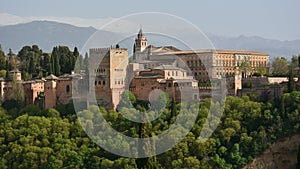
[{"left": 89, "top": 47, "right": 128, "bottom": 110}]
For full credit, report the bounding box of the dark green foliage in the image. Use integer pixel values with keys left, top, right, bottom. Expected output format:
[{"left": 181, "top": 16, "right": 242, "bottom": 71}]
[
  {"left": 5, "top": 44, "right": 78, "bottom": 78},
  {"left": 19, "top": 104, "right": 41, "bottom": 116},
  {"left": 0, "top": 48, "right": 6, "bottom": 70},
  {"left": 2, "top": 99, "right": 21, "bottom": 112},
  {"left": 240, "top": 61, "right": 251, "bottom": 78},
  {"left": 117, "top": 90, "right": 136, "bottom": 111},
  {"left": 297, "top": 143, "right": 300, "bottom": 169},
  {"left": 0, "top": 91, "right": 300, "bottom": 168},
  {"left": 288, "top": 59, "right": 297, "bottom": 92},
  {"left": 136, "top": 113, "right": 160, "bottom": 169},
  {"left": 56, "top": 101, "right": 76, "bottom": 117},
  {"left": 242, "top": 82, "right": 252, "bottom": 88},
  {"left": 272, "top": 57, "right": 288, "bottom": 77}
]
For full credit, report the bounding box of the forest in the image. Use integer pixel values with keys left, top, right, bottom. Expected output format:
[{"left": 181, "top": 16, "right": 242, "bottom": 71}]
[
  {"left": 0, "top": 90, "right": 300, "bottom": 168},
  {"left": 0, "top": 45, "right": 87, "bottom": 80}
]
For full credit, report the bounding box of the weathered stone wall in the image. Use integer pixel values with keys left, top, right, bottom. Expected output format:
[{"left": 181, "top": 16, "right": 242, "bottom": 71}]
[
  {"left": 44, "top": 80, "right": 57, "bottom": 109},
  {"left": 23, "top": 81, "right": 44, "bottom": 105},
  {"left": 91, "top": 48, "right": 128, "bottom": 109}
]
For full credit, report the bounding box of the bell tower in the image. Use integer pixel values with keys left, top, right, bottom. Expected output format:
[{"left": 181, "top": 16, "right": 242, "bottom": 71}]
[
  {"left": 134, "top": 28, "right": 147, "bottom": 53},
  {"left": 133, "top": 28, "right": 148, "bottom": 63}
]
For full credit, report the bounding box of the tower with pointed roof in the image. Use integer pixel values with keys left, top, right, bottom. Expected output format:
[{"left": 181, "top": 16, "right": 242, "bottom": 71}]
[{"left": 133, "top": 28, "right": 148, "bottom": 62}]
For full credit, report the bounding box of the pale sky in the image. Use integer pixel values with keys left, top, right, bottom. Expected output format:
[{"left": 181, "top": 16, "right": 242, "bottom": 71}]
[{"left": 0, "top": 0, "right": 299, "bottom": 41}]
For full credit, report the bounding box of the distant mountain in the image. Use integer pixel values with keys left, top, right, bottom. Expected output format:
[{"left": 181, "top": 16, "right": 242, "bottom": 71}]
[
  {"left": 0, "top": 21, "right": 98, "bottom": 53},
  {"left": 208, "top": 34, "right": 300, "bottom": 60},
  {"left": 0, "top": 20, "right": 299, "bottom": 59}
]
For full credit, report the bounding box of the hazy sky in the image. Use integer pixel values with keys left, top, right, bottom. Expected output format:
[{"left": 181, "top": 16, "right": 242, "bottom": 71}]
[{"left": 0, "top": 0, "right": 299, "bottom": 40}]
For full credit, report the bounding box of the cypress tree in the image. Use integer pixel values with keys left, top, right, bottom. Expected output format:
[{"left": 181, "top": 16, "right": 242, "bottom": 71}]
[
  {"left": 136, "top": 110, "right": 159, "bottom": 169},
  {"left": 297, "top": 143, "right": 300, "bottom": 169},
  {"left": 51, "top": 47, "right": 60, "bottom": 76}
]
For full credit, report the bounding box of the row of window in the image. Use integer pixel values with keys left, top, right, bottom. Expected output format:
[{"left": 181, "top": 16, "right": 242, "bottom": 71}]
[
  {"left": 144, "top": 64, "right": 158, "bottom": 69},
  {"left": 187, "top": 60, "right": 211, "bottom": 66},
  {"left": 187, "top": 59, "right": 268, "bottom": 67},
  {"left": 130, "top": 86, "right": 201, "bottom": 92},
  {"left": 236, "top": 61, "right": 268, "bottom": 67},
  {"left": 95, "top": 68, "right": 106, "bottom": 73},
  {"left": 95, "top": 81, "right": 106, "bottom": 86},
  {"left": 167, "top": 71, "right": 186, "bottom": 77},
  {"left": 115, "top": 80, "right": 124, "bottom": 85},
  {"left": 216, "top": 72, "right": 235, "bottom": 76},
  {"left": 216, "top": 67, "right": 235, "bottom": 71},
  {"left": 114, "top": 69, "right": 123, "bottom": 71},
  {"left": 194, "top": 72, "right": 209, "bottom": 76},
  {"left": 136, "top": 42, "right": 147, "bottom": 46}
]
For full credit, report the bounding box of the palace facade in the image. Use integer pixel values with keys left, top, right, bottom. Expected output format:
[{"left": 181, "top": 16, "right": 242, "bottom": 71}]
[{"left": 0, "top": 29, "right": 272, "bottom": 110}]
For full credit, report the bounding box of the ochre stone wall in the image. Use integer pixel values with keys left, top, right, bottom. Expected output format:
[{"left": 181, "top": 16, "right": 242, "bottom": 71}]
[
  {"left": 56, "top": 79, "right": 72, "bottom": 105},
  {"left": 91, "top": 48, "right": 128, "bottom": 109},
  {"left": 23, "top": 81, "right": 44, "bottom": 105},
  {"left": 44, "top": 80, "right": 57, "bottom": 109}
]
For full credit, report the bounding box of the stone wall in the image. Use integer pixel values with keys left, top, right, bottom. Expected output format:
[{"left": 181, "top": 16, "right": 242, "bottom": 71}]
[
  {"left": 23, "top": 81, "right": 44, "bottom": 105},
  {"left": 91, "top": 48, "right": 128, "bottom": 109},
  {"left": 44, "top": 80, "right": 57, "bottom": 109}
]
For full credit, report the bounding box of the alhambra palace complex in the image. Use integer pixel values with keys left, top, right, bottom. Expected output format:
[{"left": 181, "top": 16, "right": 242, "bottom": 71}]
[{"left": 1, "top": 29, "right": 291, "bottom": 110}]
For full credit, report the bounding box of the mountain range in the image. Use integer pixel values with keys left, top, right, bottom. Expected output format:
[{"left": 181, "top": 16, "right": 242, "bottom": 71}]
[{"left": 0, "top": 20, "right": 299, "bottom": 60}]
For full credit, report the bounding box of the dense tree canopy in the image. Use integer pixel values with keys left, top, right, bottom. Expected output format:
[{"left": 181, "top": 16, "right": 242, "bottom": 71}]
[
  {"left": 0, "top": 90, "right": 300, "bottom": 168},
  {"left": 0, "top": 44, "right": 81, "bottom": 80},
  {"left": 272, "top": 57, "right": 288, "bottom": 76}
]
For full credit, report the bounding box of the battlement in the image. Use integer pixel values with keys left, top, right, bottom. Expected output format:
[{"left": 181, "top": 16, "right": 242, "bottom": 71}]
[{"left": 89, "top": 47, "right": 127, "bottom": 53}]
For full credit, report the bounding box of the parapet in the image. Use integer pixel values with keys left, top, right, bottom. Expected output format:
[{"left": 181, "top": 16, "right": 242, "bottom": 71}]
[{"left": 89, "top": 47, "right": 127, "bottom": 53}]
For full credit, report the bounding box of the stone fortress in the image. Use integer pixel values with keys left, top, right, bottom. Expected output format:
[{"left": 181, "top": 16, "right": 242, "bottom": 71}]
[{"left": 1, "top": 29, "right": 284, "bottom": 110}]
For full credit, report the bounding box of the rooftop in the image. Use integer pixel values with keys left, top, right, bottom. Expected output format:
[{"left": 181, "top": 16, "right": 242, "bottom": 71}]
[
  {"left": 156, "top": 49, "right": 269, "bottom": 56},
  {"left": 152, "top": 65, "right": 182, "bottom": 70},
  {"left": 45, "top": 74, "right": 58, "bottom": 80}
]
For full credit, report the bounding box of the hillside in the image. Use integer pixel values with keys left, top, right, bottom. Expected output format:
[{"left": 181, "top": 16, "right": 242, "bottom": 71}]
[
  {"left": 208, "top": 34, "right": 300, "bottom": 60},
  {"left": 0, "top": 21, "right": 97, "bottom": 52},
  {"left": 0, "top": 21, "right": 300, "bottom": 59},
  {"left": 244, "top": 132, "right": 300, "bottom": 169}
]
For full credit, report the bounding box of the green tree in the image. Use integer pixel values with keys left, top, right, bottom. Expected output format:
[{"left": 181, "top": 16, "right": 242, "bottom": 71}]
[
  {"left": 28, "top": 58, "right": 35, "bottom": 74},
  {"left": 288, "top": 65, "right": 296, "bottom": 92},
  {"left": 40, "top": 52, "right": 52, "bottom": 75},
  {"left": 45, "top": 108, "right": 60, "bottom": 118},
  {"left": 51, "top": 47, "right": 61, "bottom": 76},
  {"left": 150, "top": 92, "right": 168, "bottom": 112},
  {"left": 117, "top": 90, "right": 136, "bottom": 110},
  {"left": 17, "top": 45, "right": 43, "bottom": 77},
  {"left": 136, "top": 112, "right": 159, "bottom": 169},
  {"left": 240, "top": 61, "right": 251, "bottom": 78},
  {"left": 272, "top": 57, "right": 288, "bottom": 76},
  {"left": 7, "top": 48, "right": 14, "bottom": 57},
  {"left": 297, "top": 143, "right": 300, "bottom": 169},
  {"left": 9, "top": 77, "right": 25, "bottom": 107},
  {"left": 254, "top": 64, "right": 267, "bottom": 76},
  {"left": 57, "top": 46, "right": 76, "bottom": 74},
  {"left": 0, "top": 47, "right": 6, "bottom": 70},
  {"left": 0, "top": 70, "right": 6, "bottom": 78}
]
